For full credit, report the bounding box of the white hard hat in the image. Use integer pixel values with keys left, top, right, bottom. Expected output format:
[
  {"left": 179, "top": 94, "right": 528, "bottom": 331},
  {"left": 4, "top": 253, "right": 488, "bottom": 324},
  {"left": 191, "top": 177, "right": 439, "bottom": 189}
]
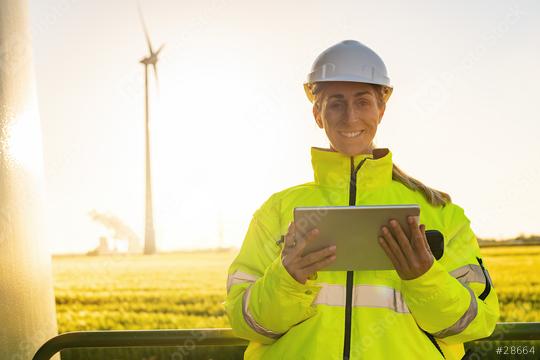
[{"left": 304, "top": 40, "right": 393, "bottom": 103}]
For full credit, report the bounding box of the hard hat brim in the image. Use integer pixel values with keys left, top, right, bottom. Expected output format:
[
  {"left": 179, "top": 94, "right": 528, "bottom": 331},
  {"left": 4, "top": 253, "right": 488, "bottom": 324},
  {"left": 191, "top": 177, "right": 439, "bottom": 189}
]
[{"left": 304, "top": 81, "right": 393, "bottom": 104}]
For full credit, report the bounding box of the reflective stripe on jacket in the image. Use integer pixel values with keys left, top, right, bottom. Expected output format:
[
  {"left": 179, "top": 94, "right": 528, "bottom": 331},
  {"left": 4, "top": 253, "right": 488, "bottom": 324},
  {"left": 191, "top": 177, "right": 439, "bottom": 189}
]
[{"left": 225, "top": 147, "right": 500, "bottom": 360}]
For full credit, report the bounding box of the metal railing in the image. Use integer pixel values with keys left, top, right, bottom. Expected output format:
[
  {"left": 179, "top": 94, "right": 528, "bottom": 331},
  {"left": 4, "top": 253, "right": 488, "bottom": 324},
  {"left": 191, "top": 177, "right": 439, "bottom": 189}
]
[{"left": 33, "top": 322, "right": 540, "bottom": 360}]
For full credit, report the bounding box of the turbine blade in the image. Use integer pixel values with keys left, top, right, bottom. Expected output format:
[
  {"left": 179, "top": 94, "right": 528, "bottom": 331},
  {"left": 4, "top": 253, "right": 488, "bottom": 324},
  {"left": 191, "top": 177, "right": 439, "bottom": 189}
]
[
  {"left": 155, "top": 43, "right": 165, "bottom": 56},
  {"left": 152, "top": 63, "right": 160, "bottom": 91},
  {"left": 137, "top": 1, "right": 154, "bottom": 54}
]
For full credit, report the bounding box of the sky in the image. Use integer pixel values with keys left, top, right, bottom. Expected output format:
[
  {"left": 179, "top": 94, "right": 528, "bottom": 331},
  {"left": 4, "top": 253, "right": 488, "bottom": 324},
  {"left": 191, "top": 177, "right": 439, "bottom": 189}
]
[{"left": 27, "top": 0, "right": 540, "bottom": 254}]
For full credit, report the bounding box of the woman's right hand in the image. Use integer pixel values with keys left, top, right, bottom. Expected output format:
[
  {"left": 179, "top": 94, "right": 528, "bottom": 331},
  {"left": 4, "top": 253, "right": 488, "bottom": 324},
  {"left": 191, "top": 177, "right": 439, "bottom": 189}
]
[{"left": 281, "top": 221, "right": 337, "bottom": 284}]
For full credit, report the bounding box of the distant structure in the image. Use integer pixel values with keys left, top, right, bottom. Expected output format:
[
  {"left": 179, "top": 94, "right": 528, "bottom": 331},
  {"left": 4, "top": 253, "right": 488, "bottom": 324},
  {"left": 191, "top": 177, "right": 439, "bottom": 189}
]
[
  {"left": 478, "top": 234, "right": 540, "bottom": 247},
  {"left": 217, "top": 210, "right": 225, "bottom": 249},
  {"left": 97, "top": 236, "right": 111, "bottom": 254},
  {"left": 88, "top": 210, "right": 142, "bottom": 254},
  {"left": 138, "top": 2, "right": 164, "bottom": 255},
  {"left": 87, "top": 236, "right": 113, "bottom": 256}
]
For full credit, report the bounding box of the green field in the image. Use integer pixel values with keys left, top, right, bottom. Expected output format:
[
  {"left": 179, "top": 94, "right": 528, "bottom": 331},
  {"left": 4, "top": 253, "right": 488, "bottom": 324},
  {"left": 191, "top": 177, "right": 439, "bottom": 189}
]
[
  {"left": 53, "top": 250, "right": 235, "bottom": 333},
  {"left": 53, "top": 246, "right": 540, "bottom": 334}
]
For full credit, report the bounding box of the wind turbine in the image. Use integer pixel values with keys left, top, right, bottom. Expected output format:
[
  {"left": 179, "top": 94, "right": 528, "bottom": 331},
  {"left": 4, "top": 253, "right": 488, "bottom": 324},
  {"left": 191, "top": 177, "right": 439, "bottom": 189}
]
[{"left": 138, "top": 3, "right": 164, "bottom": 255}]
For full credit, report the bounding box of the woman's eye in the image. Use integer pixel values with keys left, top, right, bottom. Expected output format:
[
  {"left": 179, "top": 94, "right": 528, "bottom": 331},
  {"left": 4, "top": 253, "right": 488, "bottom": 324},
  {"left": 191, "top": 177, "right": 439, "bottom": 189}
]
[
  {"left": 330, "top": 102, "right": 344, "bottom": 109},
  {"left": 356, "top": 100, "right": 370, "bottom": 107}
]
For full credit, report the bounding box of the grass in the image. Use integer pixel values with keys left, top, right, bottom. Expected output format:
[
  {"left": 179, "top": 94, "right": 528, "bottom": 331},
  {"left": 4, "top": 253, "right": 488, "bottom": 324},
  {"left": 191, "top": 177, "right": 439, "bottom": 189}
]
[
  {"left": 479, "top": 245, "right": 540, "bottom": 323},
  {"left": 53, "top": 250, "right": 236, "bottom": 333},
  {"left": 52, "top": 246, "right": 540, "bottom": 333}
]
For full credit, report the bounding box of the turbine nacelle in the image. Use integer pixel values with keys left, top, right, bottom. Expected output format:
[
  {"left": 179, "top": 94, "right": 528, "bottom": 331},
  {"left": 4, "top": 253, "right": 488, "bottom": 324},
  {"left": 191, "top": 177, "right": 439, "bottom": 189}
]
[{"left": 139, "top": 44, "right": 164, "bottom": 65}]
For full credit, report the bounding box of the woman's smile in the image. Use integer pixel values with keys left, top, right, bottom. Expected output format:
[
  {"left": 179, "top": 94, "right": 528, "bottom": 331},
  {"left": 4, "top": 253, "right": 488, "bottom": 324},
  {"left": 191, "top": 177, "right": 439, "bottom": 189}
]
[{"left": 338, "top": 130, "right": 365, "bottom": 138}]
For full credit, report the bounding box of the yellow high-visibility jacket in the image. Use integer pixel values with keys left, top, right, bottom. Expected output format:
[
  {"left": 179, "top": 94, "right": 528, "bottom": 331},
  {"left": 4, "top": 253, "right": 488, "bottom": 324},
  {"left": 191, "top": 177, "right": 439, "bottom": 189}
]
[{"left": 225, "top": 147, "right": 499, "bottom": 360}]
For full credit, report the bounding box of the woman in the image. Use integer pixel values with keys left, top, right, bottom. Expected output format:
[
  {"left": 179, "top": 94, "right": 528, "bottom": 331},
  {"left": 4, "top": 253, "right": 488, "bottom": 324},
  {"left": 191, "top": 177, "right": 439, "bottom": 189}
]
[{"left": 225, "top": 40, "right": 499, "bottom": 360}]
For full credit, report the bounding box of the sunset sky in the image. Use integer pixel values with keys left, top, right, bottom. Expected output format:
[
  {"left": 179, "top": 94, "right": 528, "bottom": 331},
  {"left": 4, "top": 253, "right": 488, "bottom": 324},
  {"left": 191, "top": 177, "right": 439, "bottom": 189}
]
[{"left": 28, "top": 0, "right": 539, "bottom": 254}]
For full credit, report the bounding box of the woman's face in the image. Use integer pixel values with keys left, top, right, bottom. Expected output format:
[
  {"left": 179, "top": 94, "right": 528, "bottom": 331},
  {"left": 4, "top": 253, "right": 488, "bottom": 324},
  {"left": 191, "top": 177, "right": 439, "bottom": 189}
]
[{"left": 313, "top": 81, "right": 385, "bottom": 156}]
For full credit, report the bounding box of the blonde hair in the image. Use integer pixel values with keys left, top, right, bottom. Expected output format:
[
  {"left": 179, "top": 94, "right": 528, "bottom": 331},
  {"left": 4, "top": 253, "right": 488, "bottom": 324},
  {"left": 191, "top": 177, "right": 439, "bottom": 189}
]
[{"left": 310, "top": 82, "right": 452, "bottom": 207}]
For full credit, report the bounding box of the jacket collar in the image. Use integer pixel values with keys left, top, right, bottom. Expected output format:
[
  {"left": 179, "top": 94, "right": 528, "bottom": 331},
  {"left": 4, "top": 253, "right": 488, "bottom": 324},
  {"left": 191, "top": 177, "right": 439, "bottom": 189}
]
[{"left": 311, "top": 146, "right": 393, "bottom": 190}]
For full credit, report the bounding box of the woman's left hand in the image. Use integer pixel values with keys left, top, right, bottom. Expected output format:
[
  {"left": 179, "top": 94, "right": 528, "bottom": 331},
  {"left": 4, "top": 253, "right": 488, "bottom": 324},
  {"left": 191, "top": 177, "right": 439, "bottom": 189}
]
[{"left": 378, "top": 216, "right": 435, "bottom": 280}]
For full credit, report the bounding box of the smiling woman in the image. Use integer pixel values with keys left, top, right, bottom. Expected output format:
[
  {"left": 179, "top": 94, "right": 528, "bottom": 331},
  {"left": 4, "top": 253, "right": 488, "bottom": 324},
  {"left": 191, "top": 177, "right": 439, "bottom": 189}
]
[
  {"left": 311, "top": 80, "right": 451, "bottom": 207},
  {"left": 311, "top": 81, "right": 385, "bottom": 156},
  {"left": 225, "top": 40, "right": 500, "bottom": 360}
]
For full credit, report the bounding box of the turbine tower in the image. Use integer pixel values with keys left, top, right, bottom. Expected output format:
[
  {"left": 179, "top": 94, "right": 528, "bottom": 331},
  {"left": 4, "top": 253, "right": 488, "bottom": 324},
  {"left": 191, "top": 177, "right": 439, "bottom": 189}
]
[{"left": 138, "top": 3, "right": 164, "bottom": 255}]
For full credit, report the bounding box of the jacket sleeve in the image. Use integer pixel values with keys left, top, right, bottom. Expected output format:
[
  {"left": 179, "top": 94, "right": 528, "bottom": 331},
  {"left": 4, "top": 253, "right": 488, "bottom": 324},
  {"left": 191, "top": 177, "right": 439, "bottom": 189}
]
[
  {"left": 400, "top": 202, "right": 500, "bottom": 345},
  {"left": 224, "top": 194, "right": 323, "bottom": 344}
]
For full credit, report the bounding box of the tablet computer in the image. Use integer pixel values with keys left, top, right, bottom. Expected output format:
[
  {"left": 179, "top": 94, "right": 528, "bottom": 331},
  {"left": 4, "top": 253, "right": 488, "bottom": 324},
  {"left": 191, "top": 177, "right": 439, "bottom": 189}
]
[{"left": 293, "top": 204, "right": 420, "bottom": 271}]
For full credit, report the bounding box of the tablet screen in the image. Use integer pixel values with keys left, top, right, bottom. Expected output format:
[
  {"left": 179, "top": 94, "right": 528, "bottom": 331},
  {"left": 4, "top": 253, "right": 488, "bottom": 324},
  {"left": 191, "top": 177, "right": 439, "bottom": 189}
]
[{"left": 294, "top": 205, "right": 420, "bottom": 271}]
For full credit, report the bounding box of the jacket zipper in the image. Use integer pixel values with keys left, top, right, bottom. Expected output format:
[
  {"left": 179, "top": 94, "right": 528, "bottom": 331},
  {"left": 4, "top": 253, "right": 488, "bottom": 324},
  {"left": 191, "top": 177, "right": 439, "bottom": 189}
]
[
  {"left": 342, "top": 155, "right": 445, "bottom": 359},
  {"left": 343, "top": 156, "right": 368, "bottom": 360}
]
